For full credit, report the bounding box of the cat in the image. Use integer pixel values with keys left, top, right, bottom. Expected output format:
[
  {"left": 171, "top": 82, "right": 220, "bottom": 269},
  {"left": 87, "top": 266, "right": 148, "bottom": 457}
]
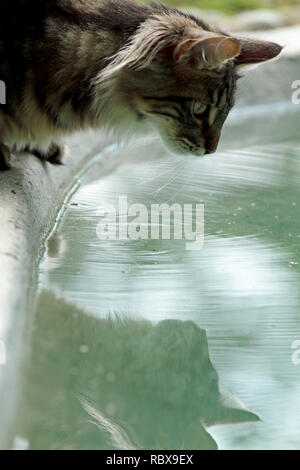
[
  {"left": 15, "top": 290, "right": 259, "bottom": 450},
  {"left": 0, "top": 0, "right": 282, "bottom": 170}
]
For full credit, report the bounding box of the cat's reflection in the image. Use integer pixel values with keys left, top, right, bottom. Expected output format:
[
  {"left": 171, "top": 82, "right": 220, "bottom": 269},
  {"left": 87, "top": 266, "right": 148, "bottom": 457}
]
[{"left": 17, "top": 291, "right": 259, "bottom": 450}]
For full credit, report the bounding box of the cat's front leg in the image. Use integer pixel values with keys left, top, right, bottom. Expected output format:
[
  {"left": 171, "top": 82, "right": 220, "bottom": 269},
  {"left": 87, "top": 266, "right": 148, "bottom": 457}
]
[
  {"left": 27, "top": 143, "right": 65, "bottom": 166},
  {"left": 0, "top": 143, "right": 11, "bottom": 171},
  {"left": 45, "top": 143, "right": 65, "bottom": 165}
]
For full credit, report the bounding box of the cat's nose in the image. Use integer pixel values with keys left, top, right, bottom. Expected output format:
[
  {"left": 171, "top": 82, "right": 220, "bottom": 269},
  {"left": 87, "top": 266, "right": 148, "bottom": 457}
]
[
  {"left": 205, "top": 146, "right": 218, "bottom": 155},
  {"left": 205, "top": 134, "right": 220, "bottom": 155}
]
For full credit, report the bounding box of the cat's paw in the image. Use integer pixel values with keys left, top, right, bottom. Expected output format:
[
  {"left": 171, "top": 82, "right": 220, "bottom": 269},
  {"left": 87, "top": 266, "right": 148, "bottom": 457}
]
[
  {"left": 28, "top": 143, "right": 65, "bottom": 166},
  {"left": 46, "top": 143, "right": 65, "bottom": 166},
  {"left": 0, "top": 144, "right": 11, "bottom": 171}
]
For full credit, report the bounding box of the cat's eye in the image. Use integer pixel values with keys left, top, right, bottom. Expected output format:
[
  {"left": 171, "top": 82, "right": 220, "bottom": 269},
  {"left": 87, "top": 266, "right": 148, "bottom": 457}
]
[{"left": 192, "top": 101, "right": 207, "bottom": 117}]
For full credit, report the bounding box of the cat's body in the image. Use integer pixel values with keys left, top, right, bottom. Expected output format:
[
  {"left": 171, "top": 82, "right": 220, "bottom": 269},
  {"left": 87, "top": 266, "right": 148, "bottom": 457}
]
[{"left": 0, "top": 0, "right": 282, "bottom": 170}]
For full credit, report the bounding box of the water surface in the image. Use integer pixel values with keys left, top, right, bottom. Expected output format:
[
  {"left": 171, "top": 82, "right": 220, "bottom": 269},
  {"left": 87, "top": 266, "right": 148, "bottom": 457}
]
[{"left": 17, "top": 104, "right": 300, "bottom": 450}]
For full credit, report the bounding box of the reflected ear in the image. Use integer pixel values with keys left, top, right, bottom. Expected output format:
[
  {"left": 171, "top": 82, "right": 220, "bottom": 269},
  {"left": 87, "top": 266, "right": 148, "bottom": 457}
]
[
  {"left": 235, "top": 38, "right": 283, "bottom": 66},
  {"left": 174, "top": 31, "right": 241, "bottom": 70}
]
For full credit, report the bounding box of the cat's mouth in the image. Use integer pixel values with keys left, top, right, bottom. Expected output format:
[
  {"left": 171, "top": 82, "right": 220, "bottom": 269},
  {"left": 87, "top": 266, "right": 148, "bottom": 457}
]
[
  {"left": 172, "top": 142, "right": 207, "bottom": 157},
  {"left": 169, "top": 127, "right": 221, "bottom": 156},
  {"left": 161, "top": 134, "right": 208, "bottom": 158},
  {"left": 158, "top": 130, "right": 209, "bottom": 157},
  {"left": 157, "top": 137, "right": 206, "bottom": 157},
  {"left": 142, "top": 111, "right": 220, "bottom": 157},
  {"left": 145, "top": 119, "right": 209, "bottom": 157}
]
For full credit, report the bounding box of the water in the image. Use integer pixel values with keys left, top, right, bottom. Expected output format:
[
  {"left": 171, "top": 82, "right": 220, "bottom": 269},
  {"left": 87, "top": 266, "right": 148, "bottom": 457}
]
[{"left": 16, "top": 103, "right": 300, "bottom": 450}]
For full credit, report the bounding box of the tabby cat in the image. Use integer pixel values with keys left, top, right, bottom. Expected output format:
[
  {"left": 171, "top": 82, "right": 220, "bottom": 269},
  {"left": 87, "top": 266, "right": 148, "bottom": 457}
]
[{"left": 0, "top": 0, "right": 282, "bottom": 170}]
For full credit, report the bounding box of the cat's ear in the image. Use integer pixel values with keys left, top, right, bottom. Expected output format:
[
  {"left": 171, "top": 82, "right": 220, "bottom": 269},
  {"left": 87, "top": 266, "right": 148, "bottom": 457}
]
[
  {"left": 235, "top": 38, "right": 283, "bottom": 66},
  {"left": 173, "top": 31, "right": 241, "bottom": 70}
]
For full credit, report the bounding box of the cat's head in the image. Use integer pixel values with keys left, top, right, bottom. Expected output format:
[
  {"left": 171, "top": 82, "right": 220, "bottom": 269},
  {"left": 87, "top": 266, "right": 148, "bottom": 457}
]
[{"left": 97, "top": 7, "right": 282, "bottom": 157}]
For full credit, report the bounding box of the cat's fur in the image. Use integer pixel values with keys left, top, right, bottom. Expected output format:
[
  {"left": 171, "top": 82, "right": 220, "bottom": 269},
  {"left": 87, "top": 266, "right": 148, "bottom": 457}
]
[
  {"left": 16, "top": 290, "right": 259, "bottom": 450},
  {"left": 0, "top": 0, "right": 282, "bottom": 169}
]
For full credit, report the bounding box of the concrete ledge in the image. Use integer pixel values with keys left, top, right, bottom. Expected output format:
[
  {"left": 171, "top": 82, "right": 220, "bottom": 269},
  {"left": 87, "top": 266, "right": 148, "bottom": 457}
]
[
  {"left": 0, "top": 25, "right": 299, "bottom": 449},
  {"left": 0, "top": 130, "right": 112, "bottom": 448}
]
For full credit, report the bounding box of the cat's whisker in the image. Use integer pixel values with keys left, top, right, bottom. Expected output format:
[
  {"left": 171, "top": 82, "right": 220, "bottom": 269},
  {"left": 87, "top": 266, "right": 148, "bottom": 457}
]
[
  {"left": 81, "top": 399, "right": 138, "bottom": 451},
  {"left": 151, "top": 159, "right": 187, "bottom": 196},
  {"left": 0, "top": 0, "right": 282, "bottom": 168}
]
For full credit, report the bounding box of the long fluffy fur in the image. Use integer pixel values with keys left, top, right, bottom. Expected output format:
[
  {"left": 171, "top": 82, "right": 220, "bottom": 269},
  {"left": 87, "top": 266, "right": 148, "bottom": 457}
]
[
  {"left": 0, "top": 1, "right": 212, "bottom": 151},
  {"left": 0, "top": 0, "right": 282, "bottom": 161}
]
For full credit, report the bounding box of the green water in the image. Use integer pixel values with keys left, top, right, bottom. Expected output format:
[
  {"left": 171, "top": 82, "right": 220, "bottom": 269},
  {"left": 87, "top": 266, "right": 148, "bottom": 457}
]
[{"left": 16, "top": 103, "right": 300, "bottom": 450}]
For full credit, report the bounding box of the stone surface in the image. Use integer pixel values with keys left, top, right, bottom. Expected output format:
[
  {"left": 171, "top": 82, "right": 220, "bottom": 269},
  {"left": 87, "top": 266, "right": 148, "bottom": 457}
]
[
  {"left": 182, "top": 6, "right": 300, "bottom": 32},
  {"left": 233, "top": 9, "right": 286, "bottom": 31},
  {"left": 0, "top": 130, "right": 112, "bottom": 448}
]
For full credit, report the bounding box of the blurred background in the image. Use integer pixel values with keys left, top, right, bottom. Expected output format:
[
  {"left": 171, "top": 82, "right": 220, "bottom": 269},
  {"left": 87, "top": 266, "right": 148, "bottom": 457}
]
[{"left": 143, "top": 0, "right": 300, "bottom": 30}]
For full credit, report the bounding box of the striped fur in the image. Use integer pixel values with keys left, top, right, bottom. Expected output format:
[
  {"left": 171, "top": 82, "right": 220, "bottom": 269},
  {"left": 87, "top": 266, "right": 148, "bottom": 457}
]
[{"left": 0, "top": 0, "right": 282, "bottom": 167}]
